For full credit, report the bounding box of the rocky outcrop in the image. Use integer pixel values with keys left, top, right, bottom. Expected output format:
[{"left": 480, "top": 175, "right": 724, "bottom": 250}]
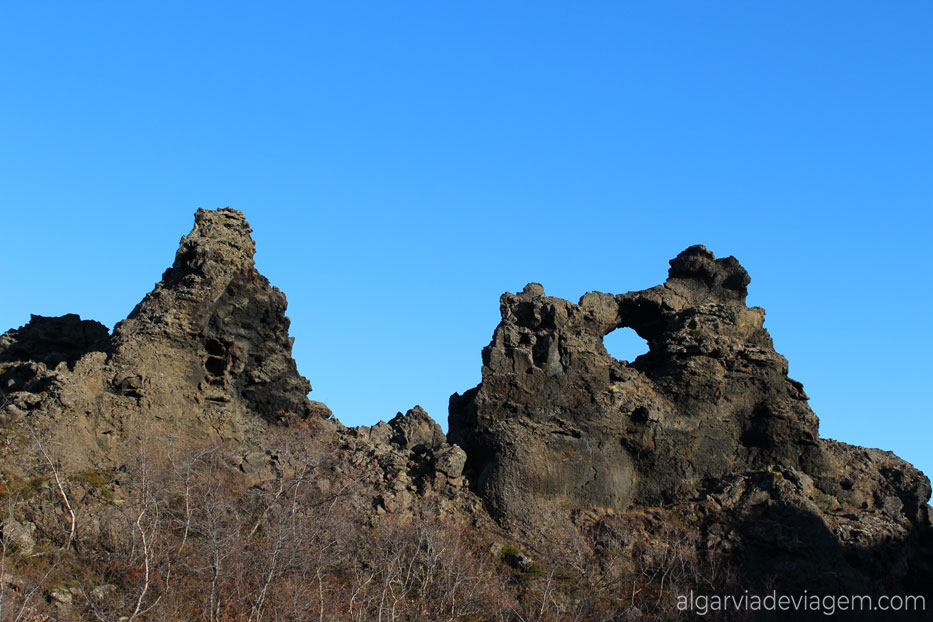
[
  {"left": 109, "top": 208, "right": 320, "bottom": 424},
  {"left": 695, "top": 457, "right": 932, "bottom": 595},
  {"left": 0, "top": 209, "right": 473, "bottom": 525},
  {"left": 330, "top": 406, "right": 477, "bottom": 518},
  {"left": 0, "top": 314, "right": 110, "bottom": 401},
  {"left": 2, "top": 211, "right": 929, "bottom": 608},
  {"left": 0, "top": 208, "right": 325, "bottom": 474},
  {"left": 449, "top": 244, "right": 931, "bottom": 592},
  {"left": 0, "top": 314, "right": 109, "bottom": 373},
  {"left": 449, "top": 246, "right": 821, "bottom": 519},
  {"left": 221, "top": 405, "right": 481, "bottom": 526}
]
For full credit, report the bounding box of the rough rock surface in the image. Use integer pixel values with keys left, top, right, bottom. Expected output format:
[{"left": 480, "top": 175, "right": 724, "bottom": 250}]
[
  {"left": 0, "top": 210, "right": 472, "bottom": 526},
  {"left": 0, "top": 314, "right": 110, "bottom": 372},
  {"left": 0, "top": 208, "right": 326, "bottom": 474},
  {"left": 449, "top": 244, "right": 931, "bottom": 591},
  {"left": 110, "top": 208, "right": 318, "bottom": 424},
  {"left": 329, "top": 406, "right": 480, "bottom": 519}
]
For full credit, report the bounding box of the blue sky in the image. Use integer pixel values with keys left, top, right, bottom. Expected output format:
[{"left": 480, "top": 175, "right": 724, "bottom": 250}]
[{"left": 2, "top": 3, "right": 930, "bottom": 477}]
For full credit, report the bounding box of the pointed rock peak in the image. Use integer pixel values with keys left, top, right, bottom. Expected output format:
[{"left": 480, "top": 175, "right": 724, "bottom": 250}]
[
  {"left": 121, "top": 208, "right": 262, "bottom": 329},
  {"left": 165, "top": 207, "right": 256, "bottom": 284},
  {"left": 112, "top": 207, "right": 317, "bottom": 422},
  {"left": 665, "top": 244, "right": 750, "bottom": 305}
]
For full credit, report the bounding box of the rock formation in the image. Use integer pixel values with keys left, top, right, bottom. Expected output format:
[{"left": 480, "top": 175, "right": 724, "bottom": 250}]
[
  {"left": 0, "top": 208, "right": 327, "bottom": 474},
  {"left": 449, "top": 245, "right": 931, "bottom": 591},
  {"left": 109, "top": 208, "right": 322, "bottom": 424},
  {"left": 0, "top": 209, "right": 473, "bottom": 519},
  {"left": 334, "top": 406, "right": 474, "bottom": 517},
  {"left": 1, "top": 211, "right": 929, "bottom": 615}
]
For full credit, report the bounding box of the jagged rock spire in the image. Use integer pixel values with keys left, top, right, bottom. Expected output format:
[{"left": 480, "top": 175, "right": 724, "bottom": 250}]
[
  {"left": 111, "top": 208, "right": 317, "bottom": 422},
  {"left": 0, "top": 208, "right": 325, "bottom": 474}
]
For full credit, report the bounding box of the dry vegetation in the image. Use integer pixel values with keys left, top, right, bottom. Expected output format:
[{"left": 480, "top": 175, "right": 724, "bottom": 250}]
[{"left": 0, "top": 419, "right": 736, "bottom": 622}]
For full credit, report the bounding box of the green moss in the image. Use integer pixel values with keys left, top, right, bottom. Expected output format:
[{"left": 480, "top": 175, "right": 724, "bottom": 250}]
[
  {"left": 609, "top": 383, "right": 636, "bottom": 394},
  {"left": 67, "top": 468, "right": 112, "bottom": 487},
  {"left": 67, "top": 468, "right": 115, "bottom": 501},
  {"left": 16, "top": 543, "right": 56, "bottom": 572},
  {"left": 0, "top": 422, "right": 18, "bottom": 440},
  {"left": 0, "top": 423, "right": 30, "bottom": 452},
  {"left": 25, "top": 476, "right": 51, "bottom": 495},
  {"left": 520, "top": 563, "right": 548, "bottom": 578},
  {"left": 500, "top": 544, "right": 523, "bottom": 558}
]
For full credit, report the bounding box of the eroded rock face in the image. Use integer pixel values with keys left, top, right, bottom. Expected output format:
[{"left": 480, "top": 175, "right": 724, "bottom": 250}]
[
  {"left": 0, "top": 315, "right": 110, "bottom": 399},
  {"left": 693, "top": 448, "right": 932, "bottom": 595},
  {"left": 110, "top": 208, "right": 317, "bottom": 423},
  {"left": 331, "top": 406, "right": 477, "bottom": 518},
  {"left": 449, "top": 245, "right": 932, "bottom": 592},
  {"left": 0, "top": 314, "right": 109, "bottom": 372},
  {"left": 449, "top": 246, "right": 927, "bottom": 529},
  {"left": 0, "top": 208, "right": 324, "bottom": 473}
]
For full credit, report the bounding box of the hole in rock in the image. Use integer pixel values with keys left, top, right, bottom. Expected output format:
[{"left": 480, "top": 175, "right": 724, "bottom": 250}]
[
  {"left": 205, "top": 338, "right": 226, "bottom": 357},
  {"left": 602, "top": 327, "right": 649, "bottom": 363},
  {"left": 631, "top": 406, "right": 650, "bottom": 424},
  {"left": 205, "top": 356, "right": 226, "bottom": 377}
]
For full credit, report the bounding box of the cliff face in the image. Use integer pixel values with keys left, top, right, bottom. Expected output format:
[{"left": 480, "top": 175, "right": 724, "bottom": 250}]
[{"left": 449, "top": 245, "right": 931, "bottom": 591}]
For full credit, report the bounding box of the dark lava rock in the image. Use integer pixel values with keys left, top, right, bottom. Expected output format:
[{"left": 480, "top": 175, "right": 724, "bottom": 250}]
[
  {"left": 388, "top": 405, "right": 446, "bottom": 451},
  {"left": 449, "top": 245, "right": 827, "bottom": 520},
  {"left": 0, "top": 314, "right": 109, "bottom": 370},
  {"left": 449, "top": 244, "right": 931, "bottom": 592},
  {"left": 0, "top": 208, "right": 323, "bottom": 473},
  {"left": 333, "top": 406, "right": 477, "bottom": 520},
  {"left": 110, "top": 208, "right": 316, "bottom": 423}
]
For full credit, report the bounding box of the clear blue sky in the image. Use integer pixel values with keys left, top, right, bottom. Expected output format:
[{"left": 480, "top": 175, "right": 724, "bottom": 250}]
[{"left": 2, "top": 3, "right": 930, "bottom": 478}]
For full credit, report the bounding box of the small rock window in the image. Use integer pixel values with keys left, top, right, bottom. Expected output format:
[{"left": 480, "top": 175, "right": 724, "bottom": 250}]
[
  {"left": 602, "top": 327, "right": 648, "bottom": 364},
  {"left": 205, "top": 356, "right": 226, "bottom": 377},
  {"left": 204, "top": 338, "right": 227, "bottom": 378}
]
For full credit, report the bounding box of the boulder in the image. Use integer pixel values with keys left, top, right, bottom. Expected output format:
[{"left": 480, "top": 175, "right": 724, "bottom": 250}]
[
  {"left": 388, "top": 405, "right": 445, "bottom": 451},
  {"left": 1, "top": 519, "right": 36, "bottom": 555}
]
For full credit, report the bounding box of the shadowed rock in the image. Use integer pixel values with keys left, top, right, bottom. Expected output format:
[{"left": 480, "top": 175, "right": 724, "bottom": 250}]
[{"left": 0, "top": 314, "right": 109, "bottom": 371}]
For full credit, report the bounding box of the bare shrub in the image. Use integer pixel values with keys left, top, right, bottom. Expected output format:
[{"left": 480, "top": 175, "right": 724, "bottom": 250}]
[{"left": 1, "top": 415, "right": 741, "bottom": 621}]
